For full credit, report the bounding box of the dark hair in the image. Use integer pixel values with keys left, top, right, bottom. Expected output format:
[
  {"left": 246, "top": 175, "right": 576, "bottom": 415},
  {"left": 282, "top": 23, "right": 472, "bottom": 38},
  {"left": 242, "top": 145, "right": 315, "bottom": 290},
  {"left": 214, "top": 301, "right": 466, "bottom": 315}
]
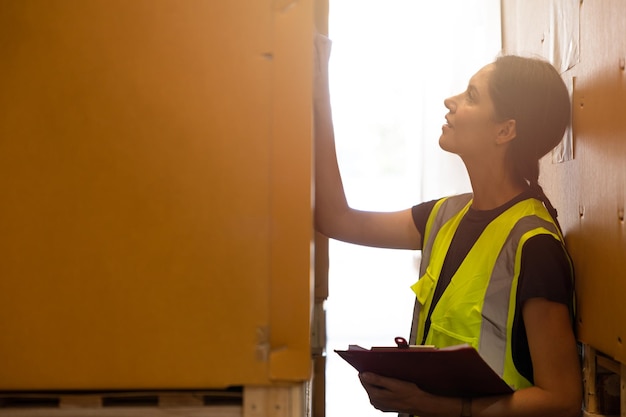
[{"left": 488, "top": 55, "right": 570, "bottom": 229}]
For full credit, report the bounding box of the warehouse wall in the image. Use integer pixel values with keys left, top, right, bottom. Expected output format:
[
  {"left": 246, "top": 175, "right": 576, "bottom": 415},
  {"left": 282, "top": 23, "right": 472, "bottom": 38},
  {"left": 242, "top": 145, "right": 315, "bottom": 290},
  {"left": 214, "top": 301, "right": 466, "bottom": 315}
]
[{"left": 501, "top": 0, "right": 626, "bottom": 363}]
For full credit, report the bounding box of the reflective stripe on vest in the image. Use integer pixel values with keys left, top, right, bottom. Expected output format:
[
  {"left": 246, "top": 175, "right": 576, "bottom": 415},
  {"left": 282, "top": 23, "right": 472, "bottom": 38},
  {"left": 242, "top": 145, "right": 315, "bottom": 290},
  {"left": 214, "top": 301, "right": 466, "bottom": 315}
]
[{"left": 409, "top": 194, "right": 563, "bottom": 390}]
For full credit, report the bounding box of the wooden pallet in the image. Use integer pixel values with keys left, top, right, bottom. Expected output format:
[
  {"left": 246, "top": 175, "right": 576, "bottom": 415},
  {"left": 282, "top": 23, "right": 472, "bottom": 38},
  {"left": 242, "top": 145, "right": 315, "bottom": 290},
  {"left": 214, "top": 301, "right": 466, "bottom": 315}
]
[
  {"left": 583, "top": 344, "right": 626, "bottom": 417},
  {"left": 0, "top": 385, "right": 308, "bottom": 417}
]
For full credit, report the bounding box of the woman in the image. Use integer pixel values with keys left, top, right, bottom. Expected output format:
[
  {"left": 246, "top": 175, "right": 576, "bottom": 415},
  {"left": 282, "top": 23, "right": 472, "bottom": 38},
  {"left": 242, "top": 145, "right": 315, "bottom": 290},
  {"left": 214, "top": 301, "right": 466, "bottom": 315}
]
[{"left": 314, "top": 34, "right": 582, "bottom": 417}]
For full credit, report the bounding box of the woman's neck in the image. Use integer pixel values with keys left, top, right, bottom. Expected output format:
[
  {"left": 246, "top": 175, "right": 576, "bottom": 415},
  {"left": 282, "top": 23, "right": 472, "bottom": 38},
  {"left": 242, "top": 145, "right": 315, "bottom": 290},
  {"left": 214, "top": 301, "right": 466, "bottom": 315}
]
[{"left": 464, "top": 161, "right": 527, "bottom": 211}]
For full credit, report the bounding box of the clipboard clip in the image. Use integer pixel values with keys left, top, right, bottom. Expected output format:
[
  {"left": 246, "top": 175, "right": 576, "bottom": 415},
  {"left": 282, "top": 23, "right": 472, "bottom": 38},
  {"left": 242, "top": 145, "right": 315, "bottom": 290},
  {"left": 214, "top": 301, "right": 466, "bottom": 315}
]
[{"left": 394, "top": 336, "right": 409, "bottom": 349}]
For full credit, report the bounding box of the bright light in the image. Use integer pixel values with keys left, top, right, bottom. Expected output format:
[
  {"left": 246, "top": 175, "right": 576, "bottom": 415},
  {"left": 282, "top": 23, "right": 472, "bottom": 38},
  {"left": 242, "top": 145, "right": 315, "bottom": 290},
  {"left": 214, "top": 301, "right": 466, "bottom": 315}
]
[{"left": 325, "top": 2, "right": 501, "bottom": 416}]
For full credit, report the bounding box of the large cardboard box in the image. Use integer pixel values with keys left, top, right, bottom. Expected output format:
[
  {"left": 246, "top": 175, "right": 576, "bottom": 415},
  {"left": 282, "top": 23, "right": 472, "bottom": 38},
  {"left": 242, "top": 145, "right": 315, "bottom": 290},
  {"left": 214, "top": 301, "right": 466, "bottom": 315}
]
[{"left": 0, "top": 0, "right": 314, "bottom": 390}]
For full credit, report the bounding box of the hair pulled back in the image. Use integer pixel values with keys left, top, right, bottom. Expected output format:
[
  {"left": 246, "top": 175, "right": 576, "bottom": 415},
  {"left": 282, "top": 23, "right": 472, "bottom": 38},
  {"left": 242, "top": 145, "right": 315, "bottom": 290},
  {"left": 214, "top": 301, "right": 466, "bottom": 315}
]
[{"left": 488, "top": 55, "right": 570, "bottom": 229}]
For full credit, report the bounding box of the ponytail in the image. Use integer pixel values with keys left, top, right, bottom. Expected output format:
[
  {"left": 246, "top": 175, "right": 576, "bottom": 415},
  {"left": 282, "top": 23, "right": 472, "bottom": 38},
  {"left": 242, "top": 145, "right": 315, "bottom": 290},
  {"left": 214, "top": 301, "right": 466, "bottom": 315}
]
[
  {"left": 528, "top": 180, "right": 562, "bottom": 233},
  {"left": 516, "top": 153, "right": 562, "bottom": 233}
]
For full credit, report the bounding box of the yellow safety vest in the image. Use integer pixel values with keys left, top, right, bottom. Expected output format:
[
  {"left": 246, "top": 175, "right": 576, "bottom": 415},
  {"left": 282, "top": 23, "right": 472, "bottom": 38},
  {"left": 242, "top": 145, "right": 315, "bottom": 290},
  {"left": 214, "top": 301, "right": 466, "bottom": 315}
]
[{"left": 409, "top": 193, "right": 566, "bottom": 391}]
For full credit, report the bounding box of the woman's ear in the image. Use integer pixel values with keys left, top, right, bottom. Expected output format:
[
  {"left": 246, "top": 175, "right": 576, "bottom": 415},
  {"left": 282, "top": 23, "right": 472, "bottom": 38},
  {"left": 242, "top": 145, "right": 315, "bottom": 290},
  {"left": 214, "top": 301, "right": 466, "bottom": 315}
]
[{"left": 495, "top": 119, "right": 517, "bottom": 145}]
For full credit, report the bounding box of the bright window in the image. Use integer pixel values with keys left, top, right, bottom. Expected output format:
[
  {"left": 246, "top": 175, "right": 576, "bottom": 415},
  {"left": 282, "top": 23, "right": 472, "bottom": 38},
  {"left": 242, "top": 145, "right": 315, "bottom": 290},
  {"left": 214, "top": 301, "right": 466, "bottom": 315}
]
[{"left": 325, "top": 1, "right": 501, "bottom": 416}]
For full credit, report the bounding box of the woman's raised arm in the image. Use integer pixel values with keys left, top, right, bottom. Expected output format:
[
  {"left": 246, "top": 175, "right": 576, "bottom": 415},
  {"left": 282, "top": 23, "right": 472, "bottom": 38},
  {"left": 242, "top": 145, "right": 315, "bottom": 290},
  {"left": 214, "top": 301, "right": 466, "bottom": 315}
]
[{"left": 313, "top": 34, "right": 420, "bottom": 250}]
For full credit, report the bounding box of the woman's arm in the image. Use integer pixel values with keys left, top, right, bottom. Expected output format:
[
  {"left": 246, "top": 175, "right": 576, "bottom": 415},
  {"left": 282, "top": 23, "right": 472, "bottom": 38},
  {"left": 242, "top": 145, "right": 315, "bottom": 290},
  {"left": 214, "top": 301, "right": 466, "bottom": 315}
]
[
  {"left": 469, "top": 298, "right": 581, "bottom": 417},
  {"left": 313, "top": 34, "right": 420, "bottom": 250},
  {"left": 359, "top": 298, "right": 582, "bottom": 417}
]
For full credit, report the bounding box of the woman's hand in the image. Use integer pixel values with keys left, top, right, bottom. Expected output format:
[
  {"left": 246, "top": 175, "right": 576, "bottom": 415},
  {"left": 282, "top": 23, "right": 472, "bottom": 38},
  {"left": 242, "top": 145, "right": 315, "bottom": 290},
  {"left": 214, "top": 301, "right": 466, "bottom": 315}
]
[{"left": 359, "top": 372, "right": 462, "bottom": 417}]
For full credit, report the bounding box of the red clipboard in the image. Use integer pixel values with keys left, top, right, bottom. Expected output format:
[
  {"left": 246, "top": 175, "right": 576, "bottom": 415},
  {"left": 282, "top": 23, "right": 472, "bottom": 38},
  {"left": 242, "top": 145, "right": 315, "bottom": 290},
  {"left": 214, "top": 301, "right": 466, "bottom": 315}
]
[{"left": 334, "top": 337, "right": 513, "bottom": 397}]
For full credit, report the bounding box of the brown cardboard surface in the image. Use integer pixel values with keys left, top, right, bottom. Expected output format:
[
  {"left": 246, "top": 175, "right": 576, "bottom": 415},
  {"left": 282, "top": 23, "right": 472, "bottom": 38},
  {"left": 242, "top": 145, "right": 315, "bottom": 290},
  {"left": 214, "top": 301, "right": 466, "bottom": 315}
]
[
  {"left": 502, "top": 0, "right": 626, "bottom": 363},
  {"left": 268, "top": 0, "right": 315, "bottom": 381},
  {"left": 0, "top": 0, "right": 313, "bottom": 389}
]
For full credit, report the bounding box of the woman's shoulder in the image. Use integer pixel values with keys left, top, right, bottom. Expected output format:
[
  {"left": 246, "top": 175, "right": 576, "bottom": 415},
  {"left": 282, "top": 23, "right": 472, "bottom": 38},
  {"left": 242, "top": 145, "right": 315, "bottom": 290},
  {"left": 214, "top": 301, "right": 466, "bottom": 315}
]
[
  {"left": 412, "top": 193, "right": 474, "bottom": 230},
  {"left": 519, "top": 234, "right": 573, "bottom": 305},
  {"left": 411, "top": 198, "right": 442, "bottom": 235}
]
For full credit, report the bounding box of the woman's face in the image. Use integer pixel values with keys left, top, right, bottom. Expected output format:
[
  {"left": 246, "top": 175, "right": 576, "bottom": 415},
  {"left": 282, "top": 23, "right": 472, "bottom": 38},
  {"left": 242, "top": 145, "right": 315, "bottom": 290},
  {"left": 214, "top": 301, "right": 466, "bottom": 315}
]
[{"left": 439, "top": 63, "right": 503, "bottom": 160}]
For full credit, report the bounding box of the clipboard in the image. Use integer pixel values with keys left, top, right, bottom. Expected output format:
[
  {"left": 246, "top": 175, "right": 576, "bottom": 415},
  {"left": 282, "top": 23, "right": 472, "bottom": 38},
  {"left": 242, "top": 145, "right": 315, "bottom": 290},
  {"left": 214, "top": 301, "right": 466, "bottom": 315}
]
[{"left": 334, "top": 337, "right": 513, "bottom": 397}]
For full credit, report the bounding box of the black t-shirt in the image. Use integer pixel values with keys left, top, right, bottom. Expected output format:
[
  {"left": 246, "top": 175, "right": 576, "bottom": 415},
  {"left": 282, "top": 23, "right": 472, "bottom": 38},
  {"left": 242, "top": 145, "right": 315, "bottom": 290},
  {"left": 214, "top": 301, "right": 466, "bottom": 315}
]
[{"left": 411, "top": 191, "right": 574, "bottom": 383}]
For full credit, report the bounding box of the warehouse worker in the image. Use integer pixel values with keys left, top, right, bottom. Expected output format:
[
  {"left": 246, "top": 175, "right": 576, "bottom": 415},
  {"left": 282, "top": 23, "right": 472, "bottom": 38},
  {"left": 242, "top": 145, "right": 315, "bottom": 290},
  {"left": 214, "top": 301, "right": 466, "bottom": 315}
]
[{"left": 314, "top": 34, "right": 581, "bottom": 417}]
